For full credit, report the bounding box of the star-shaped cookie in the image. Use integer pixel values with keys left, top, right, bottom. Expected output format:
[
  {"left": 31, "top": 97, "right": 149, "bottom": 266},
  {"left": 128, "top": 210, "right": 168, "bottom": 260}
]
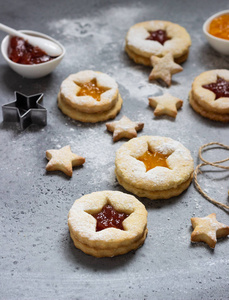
[
  {"left": 149, "top": 52, "right": 183, "bottom": 86},
  {"left": 191, "top": 213, "right": 229, "bottom": 249},
  {"left": 148, "top": 93, "right": 183, "bottom": 118},
  {"left": 106, "top": 116, "right": 144, "bottom": 142},
  {"left": 46, "top": 145, "right": 85, "bottom": 177}
]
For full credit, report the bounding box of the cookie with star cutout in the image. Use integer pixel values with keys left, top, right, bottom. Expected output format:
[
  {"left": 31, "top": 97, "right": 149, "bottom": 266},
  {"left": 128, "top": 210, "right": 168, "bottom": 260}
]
[
  {"left": 125, "top": 20, "right": 191, "bottom": 66},
  {"left": 58, "top": 70, "right": 123, "bottom": 123},
  {"left": 189, "top": 69, "right": 229, "bottom": 122},
  {"left": 191, "top": 213, "right": 229, "bottom": 248},
  {"left": 106, "top": 116, "right": 144, "bottom": 142},
  {"left": 46, "top": 145, "right": 85, "bottom": 177},
  {"left": 149, "top": 93, "right": 183, "bottom": 118},
  {"left": 115, "top": 136, "right": 194, "bottom": 200},
  {"left": 68, "top": 191, "right": 148, "bottom": 257}
]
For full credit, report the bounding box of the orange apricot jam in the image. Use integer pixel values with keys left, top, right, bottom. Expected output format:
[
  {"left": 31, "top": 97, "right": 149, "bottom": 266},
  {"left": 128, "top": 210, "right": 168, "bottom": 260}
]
[
  {"left": 209, "top": 14, "right": 229, "bottom": 40},
  {"left": 137, "top": 150, "right": 169, "bottom": 172},
  {"left": 77, "top": 79, "right": 106, "bottom": 101}
]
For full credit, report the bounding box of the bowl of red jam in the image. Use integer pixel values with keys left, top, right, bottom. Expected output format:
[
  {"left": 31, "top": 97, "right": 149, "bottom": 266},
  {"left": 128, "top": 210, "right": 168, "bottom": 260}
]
[
  {"left": 1, "top": 30, "right": 65, "bottom": 78},
  {"left": 203, "top": 10, "right": 229, "bottom": 55}
]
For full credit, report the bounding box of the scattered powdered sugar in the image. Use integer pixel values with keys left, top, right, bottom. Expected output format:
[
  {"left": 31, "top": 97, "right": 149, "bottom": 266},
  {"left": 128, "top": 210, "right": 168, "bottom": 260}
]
[
  {"left": 154, "top": 138, "right": 181, "bottom": 154},
  {"left": 50, "top": 19, "right": 93, "bottom": 38}
]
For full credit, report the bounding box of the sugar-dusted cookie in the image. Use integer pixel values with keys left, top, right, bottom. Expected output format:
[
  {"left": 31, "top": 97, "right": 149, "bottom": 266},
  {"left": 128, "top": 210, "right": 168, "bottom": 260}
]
[
  {"left": 149, "top": 93, "right": 183, "bottom": 117},
  {"left": 106, "top": 116, "right": 144, "bottom": 142},
  {"left": 149, "top": 53, "right": 183, "bottom": 86},
  {"left": 125, "top": 20, "right": 191, "bottom": 66},
  {"left": 58, "top": 70, "right": 123, "bottom": 123},
  {"left": 115, "top": 136, "right": 194, "bottom": 200},
  {"left": 46, "top": 145, "right": 85, "bottom": 177},
  {"left": 191, "top": 213, "right": 229, "bottom": 248},
  {"left": 189, "top": 69, "right": 229, "bottom": 122},
  {"left": 68, "top": 191, "right": 148, "bottom": 257}
]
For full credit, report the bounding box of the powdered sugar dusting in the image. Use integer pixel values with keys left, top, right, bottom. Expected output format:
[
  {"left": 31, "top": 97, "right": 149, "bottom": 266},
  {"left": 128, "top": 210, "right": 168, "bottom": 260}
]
[{"left": 116, "top": 136, "right": 194, "bottom": 190}]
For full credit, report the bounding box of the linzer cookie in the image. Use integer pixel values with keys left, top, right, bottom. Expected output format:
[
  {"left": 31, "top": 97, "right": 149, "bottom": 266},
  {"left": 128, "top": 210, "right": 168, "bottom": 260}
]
[
  {"left": 189, "top": 69, "right": 229, "bottom": 122},
  {"left": 68, "top": 191, "right": 148, "bottom": 257},
  {"left": 58, "top": 70, "right": 123, "bottom": 123},
  {"left": 125, "top": 20, "right": 191, "bottom": 66},
  {"left": 115, "top": 136, "right": 194, "bottom": 200}
]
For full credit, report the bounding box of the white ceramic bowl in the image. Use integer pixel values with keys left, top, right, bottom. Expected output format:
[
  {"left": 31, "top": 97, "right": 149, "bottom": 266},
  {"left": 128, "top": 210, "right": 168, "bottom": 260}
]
[
  {"left": 1, "top": 30, "right": 65, "bottom": 78},
  {"left": 203, "top": 10, "right": 229, "bottom": 55}
]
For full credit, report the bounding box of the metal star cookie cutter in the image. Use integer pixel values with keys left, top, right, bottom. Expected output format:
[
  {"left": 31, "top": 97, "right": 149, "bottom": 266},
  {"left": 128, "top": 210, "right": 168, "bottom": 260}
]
[{"left": 2, "top": 91, "right": 47, "bottom": 130}]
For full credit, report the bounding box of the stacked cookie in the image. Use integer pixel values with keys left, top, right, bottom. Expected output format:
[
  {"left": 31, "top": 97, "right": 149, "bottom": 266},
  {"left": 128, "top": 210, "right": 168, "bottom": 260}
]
[
  {"left": 189, "top": 69, "right": 229, "bottom": 122},
  {"left": 125, "top": 20, "right": 191, "bottom": 66},
  {"left": 115, "top": 136, "right": 194, "bottom": 200},
  {"left": 68, "top": 191, "right": 148, "bottom": 257},
  {"left": 58, "top": 70, "right": 123, "bottom": 123}
]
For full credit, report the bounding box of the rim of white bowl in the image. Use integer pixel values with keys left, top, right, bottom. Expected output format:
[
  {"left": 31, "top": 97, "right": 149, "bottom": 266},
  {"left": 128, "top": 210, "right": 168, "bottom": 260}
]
[
  {"left": 1, "top": 29, "right": 65, "bottom": 67},
  {"left": 203, "top": 9, "right": 229, "bottom": 42}
]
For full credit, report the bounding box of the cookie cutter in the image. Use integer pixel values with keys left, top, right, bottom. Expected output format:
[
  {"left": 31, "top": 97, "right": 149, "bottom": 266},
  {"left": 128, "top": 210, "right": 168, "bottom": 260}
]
[{"left": 2, "top": 91, "right": 47, "bottom": 130}]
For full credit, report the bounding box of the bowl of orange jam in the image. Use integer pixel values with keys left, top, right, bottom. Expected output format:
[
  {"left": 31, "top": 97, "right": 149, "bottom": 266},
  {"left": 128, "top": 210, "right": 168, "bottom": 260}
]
[{"left": 203, "top": 10, "right": 229, "bottom": 55}]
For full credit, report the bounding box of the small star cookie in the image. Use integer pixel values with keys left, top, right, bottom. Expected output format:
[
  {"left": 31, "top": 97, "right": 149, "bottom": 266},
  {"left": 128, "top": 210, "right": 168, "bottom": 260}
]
[
  {"left": 148, "top": 93, "right": 183, "bottom": 118},
  {"left": 191, "top": 213, "right": 229, "bottom": 249},
  {"left": 46, "top": 145, "right": 85, "bottom": 177},
  {"left": 149, "top": 53, "right": 183, "bottom": 86},
  {"left": 106, "top": 116, "right": 144, "bottom": 142}
]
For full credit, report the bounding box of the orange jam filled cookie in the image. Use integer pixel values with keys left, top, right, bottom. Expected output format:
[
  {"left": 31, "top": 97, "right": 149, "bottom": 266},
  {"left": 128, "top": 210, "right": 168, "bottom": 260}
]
[
  {"left": 115, "top": 136, "right": 194, "bottom": 200},
  {"left": 68, "top": 191, "right": 148, "bottom": 257},
  {"left": 58, "top": 70, "right": 123, "bottom": 123},
  {"left": 189, "top": 69, "right": 229, "bottom": 122},
  {"left": 125, "top": 20, "right": 191, "bottom": 66}
]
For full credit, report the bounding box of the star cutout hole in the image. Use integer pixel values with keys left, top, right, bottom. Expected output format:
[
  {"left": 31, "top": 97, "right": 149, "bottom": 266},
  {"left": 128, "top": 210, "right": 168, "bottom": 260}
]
[
  {"left": 75, "top": 78, "right": 110, "bottom": 102},
  {"left": 202, "top": 76, "right": 229, "bottom": 100},
  {"left": 146, "top": 29, "right": 171, "bottom": 45},
  {"left": 85, "top": 198, "right": 130, "bottom": 232},
  {"left": 135, "top": 143, "right": 173, "bottom": 172}
]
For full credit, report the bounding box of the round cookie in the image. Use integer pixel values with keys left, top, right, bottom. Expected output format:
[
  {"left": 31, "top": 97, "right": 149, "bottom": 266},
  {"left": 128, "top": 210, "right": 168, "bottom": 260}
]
[
  {"left": 115, "top": 136, "right": 194, "bottom": 200},
  {"left": 68, "top": 191, "right": 148, "bottom": 257},
  {"left": 125, "top": 20, "right": 191, "bottom": 66},
  {"left": 189, "top": 69, "right": 229, "bottom": 122},
  {"left": 58, "top": 92, "right": 123, "bottom": 123},
  {"left": 58, "top": 70, "right": 123, "bottom": 123},
  {"left": 59, "top": 70, "right": 119, "bottom": 114}
]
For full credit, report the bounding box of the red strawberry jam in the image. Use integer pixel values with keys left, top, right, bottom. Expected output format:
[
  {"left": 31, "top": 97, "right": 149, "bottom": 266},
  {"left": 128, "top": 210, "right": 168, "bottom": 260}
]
[
  {"left": 146, "top": 29, "right": 170, "bottom": 45},
  {"left": 93, "top": 204, "right": 128, "bottom": 231},
  {"left": 202, "top": 77, "right": 229, "bottom": 100},
  {"left": 8, "top": 36, "right": 54, "bottom": 65}
]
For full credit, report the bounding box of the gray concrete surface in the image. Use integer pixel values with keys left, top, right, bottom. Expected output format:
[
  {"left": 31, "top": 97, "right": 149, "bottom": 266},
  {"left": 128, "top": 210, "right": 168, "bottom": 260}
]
[{"left": 0, "top": 0, "right": 229, "bottom": 299}]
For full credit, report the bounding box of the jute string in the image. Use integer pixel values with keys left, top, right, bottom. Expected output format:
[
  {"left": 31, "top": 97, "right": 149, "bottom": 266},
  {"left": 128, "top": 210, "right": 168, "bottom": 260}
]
[{"left": 194, "top": 142, "right": 229, "bottom": 211}]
